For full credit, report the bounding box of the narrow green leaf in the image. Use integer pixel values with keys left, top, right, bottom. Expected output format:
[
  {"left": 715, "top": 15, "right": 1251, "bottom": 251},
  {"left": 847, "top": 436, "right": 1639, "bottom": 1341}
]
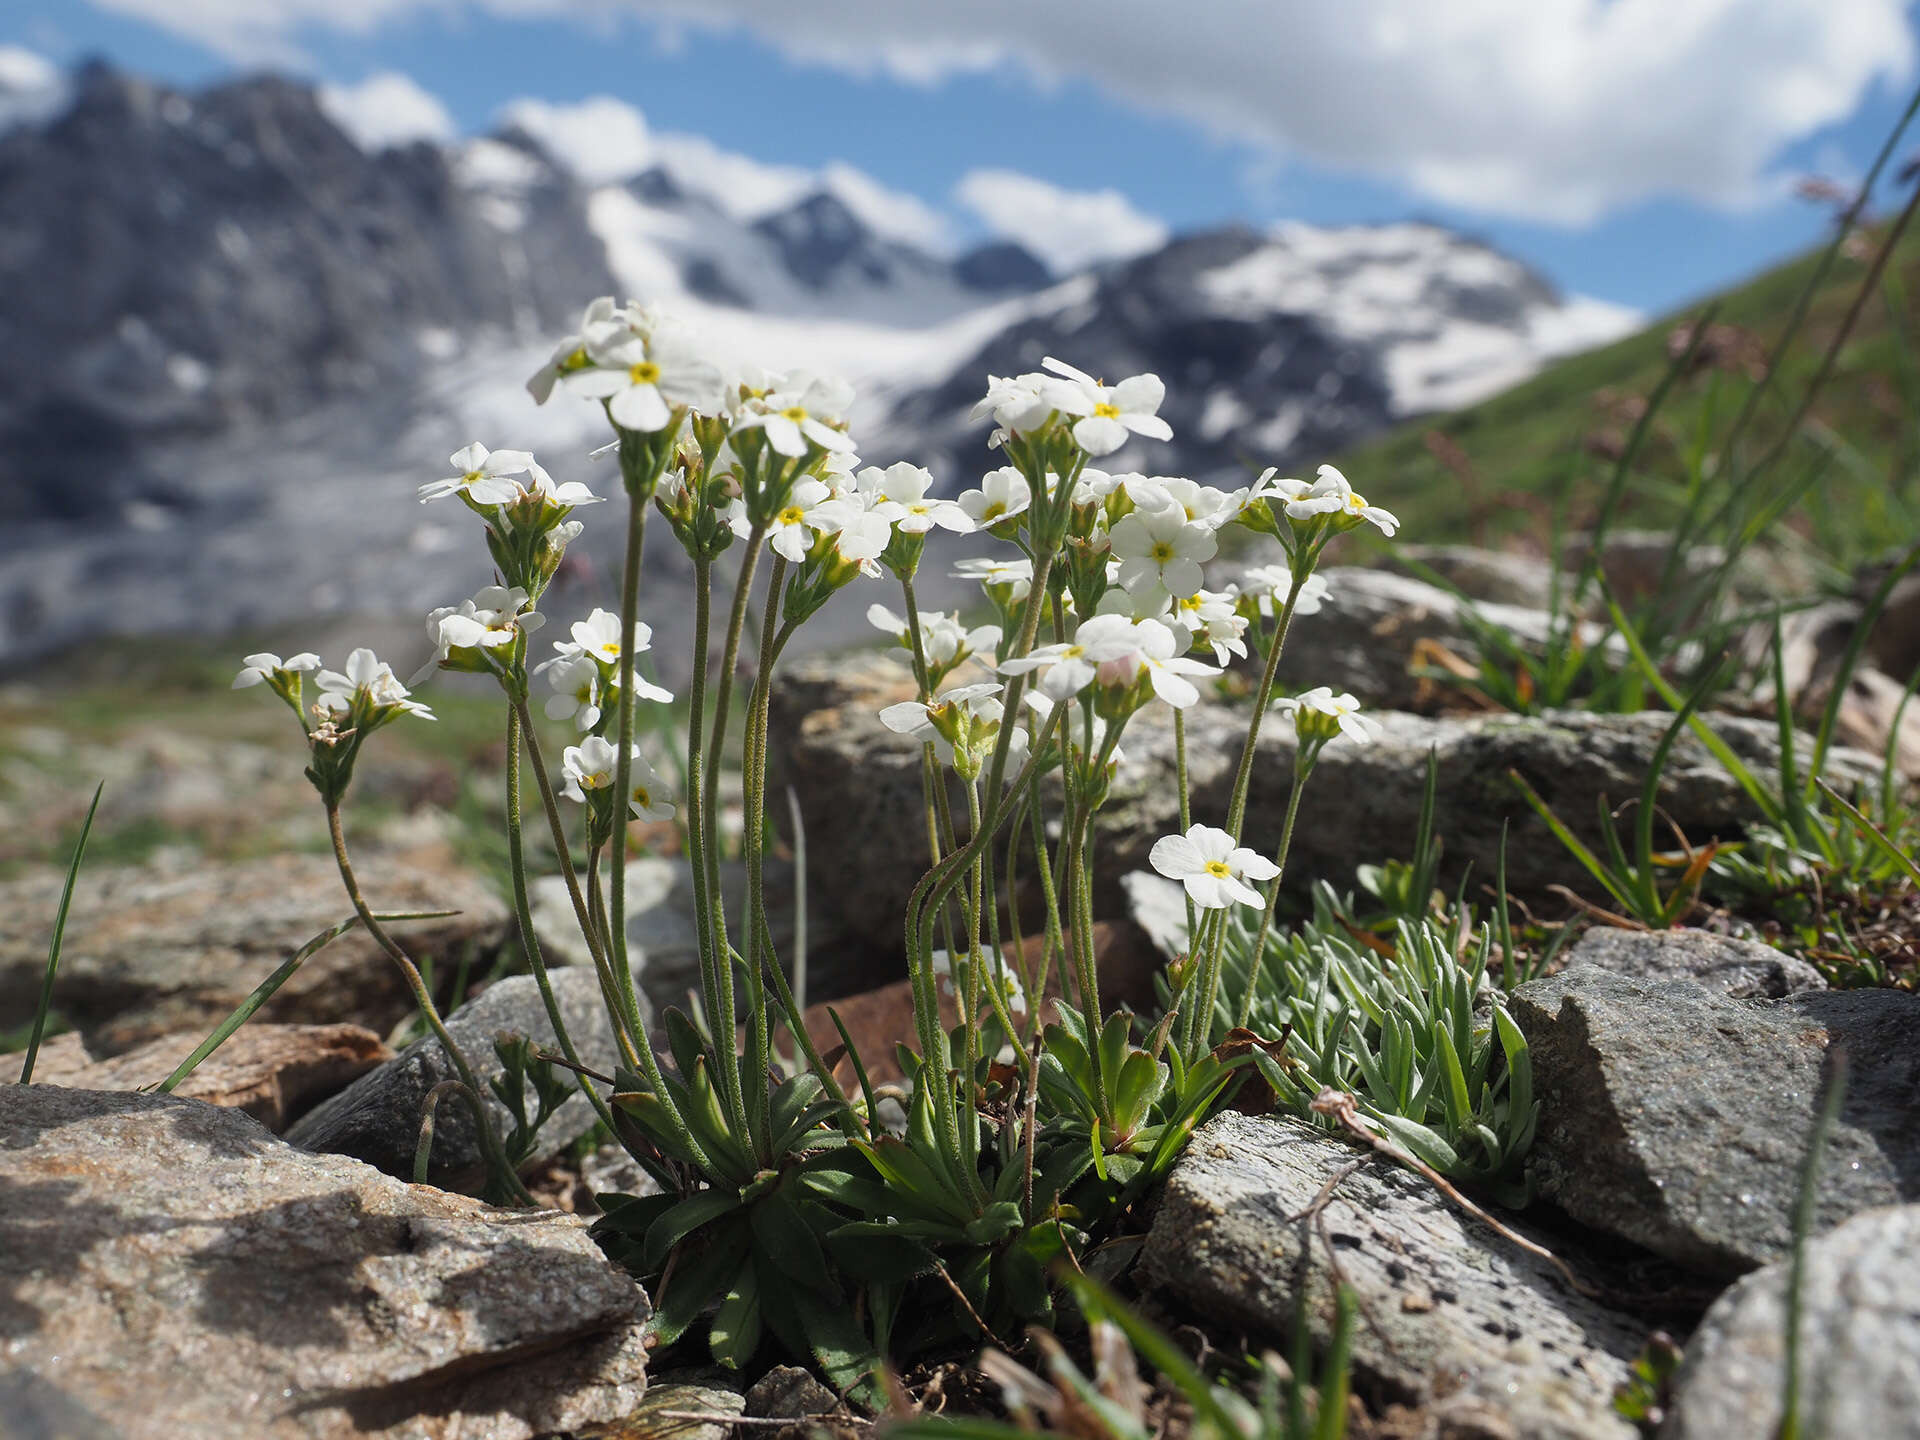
[{"left": 19, "top": 782, "right": 103, "bottom": 1085}]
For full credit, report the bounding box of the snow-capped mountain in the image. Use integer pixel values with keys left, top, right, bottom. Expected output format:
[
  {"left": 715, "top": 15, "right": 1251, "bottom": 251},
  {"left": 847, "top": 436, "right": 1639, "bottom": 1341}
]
[{"left": 0, "top": 59, "right": 1635, "bottom": 669}]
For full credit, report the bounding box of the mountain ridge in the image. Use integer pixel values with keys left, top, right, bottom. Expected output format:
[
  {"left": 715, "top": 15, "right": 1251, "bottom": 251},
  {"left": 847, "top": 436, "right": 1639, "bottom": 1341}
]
[{"left": 0, "top": 57, "right": 1634, "bottom": 666}]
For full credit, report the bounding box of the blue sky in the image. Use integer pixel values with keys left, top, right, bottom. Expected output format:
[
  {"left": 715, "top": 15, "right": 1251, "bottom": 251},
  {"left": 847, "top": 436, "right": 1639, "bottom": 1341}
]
[{"left": 7, "top": 0, "right": 1919, "bottom": 314}]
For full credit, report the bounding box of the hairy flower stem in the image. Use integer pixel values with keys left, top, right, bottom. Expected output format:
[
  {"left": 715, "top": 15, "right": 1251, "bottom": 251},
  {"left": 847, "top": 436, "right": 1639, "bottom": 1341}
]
[
  {"left": 609, "top": 458, "right": 662, "bottom": 1066},
  {"left": 512, "top": 699, "right": 649, "bottom": 1076},
  {"left": 902, "top": 459, "right": 1076, "bottom": 1197},
  {"left": 1185, "top": 562, "right": 1314, "bottom": 1061},
  {"left": 683, "top": 559, "right": 726, "bottom": 1064},
  {"left": 503, "top": 704, "right": 620, "bottom": 1140},
  {"left": 700, "top": 525, "right": 766, "bottom": 1141},
  {"left": 1235, "top": 757, "right": 1313, "bottom": 1032},
  {"left": 326, "top": 803, "right": 533, "bottom": 1206},
  {"left": 1174, "top": 707, "right": 1198, "bottom": 945},
  {"left": 738, "top": 557, "right": 790, "bottom": 1157}
]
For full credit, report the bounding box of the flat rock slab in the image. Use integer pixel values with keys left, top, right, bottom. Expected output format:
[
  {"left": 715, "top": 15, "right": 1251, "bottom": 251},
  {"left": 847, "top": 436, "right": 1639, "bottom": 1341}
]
[
  {"left": 289, "top": 969, "right": 624, "bottom": 1190},
  {"left": 1663, "top": 1205, "right": 1920, "bottom": 1440},
  {"left": 0, "top": 851, "right": 510, "bottom": 1054},
  {"left": 0, "top": 1085, "right": 649, "bottom": 1440},
  {"left": 1512, "top": 968, "right": 1920, "bottom": 1276},
  {"left": 771, "top": 651, "right": 1872, "bottom": 953},
  {"left": 1557, "top": 928, "right": 1826, "bottom": 1000},
  {"left": 1140, "top": 1112, "right": 1644, "bottom": 1440},
  {"left": 20, "top": 1022, "right": 387, "bottom": 1131}
]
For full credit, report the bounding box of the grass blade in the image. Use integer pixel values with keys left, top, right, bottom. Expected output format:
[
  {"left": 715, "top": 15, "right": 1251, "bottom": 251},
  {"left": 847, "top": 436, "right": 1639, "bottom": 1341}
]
[
  {"left": 18, "top": 781, "right": 103, "bottom": 1084},
  {"left": 1607, "top": 589, "right": 1788, "bottom": 830},
  {"left": 1509, "top": 770, "right": 1636, "bottom": 913},
  {"left": 154, "top": 908, "right": 458, "bottom": 1094}
]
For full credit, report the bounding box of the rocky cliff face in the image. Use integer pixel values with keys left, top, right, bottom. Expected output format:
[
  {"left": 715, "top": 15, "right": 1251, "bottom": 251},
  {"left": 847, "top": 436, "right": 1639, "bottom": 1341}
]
[
  {"left": 0, "top": 58, "right": 1633, "bottom": 667},
  {"left": 0, "top": 63, "right": 612, "bottom": 528}
]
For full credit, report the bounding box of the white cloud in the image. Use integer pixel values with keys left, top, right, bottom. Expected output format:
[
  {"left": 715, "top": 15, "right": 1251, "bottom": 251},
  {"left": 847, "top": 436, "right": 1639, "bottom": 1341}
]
[
  {"left": 317, "top": 71, "right": 454, "bottom": 151},
  {"left": 97, "top": 0, "right": 1916, "bottom": 226},
  {"left": 498, "top": 95, "right": 652, "bottom": 185},
  {"left": 820, "top": 162, "right": 954, "bottom": 254},
  {"left": 955, "top": 169, "right": 1166, "bottom": 272},
  {"left": 488, "top": 94, "right": 956, "bottom": 249},
  {"left": 647, "top": 130, "right": 814, "bottom": 217},
  {"left": 0, "top": 45, "right": 70, "bottom": 133}
]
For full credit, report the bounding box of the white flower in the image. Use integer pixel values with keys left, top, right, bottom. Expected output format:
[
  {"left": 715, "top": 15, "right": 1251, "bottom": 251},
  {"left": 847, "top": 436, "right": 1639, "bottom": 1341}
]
[
  {"left": 436, "top": 585, "right": 544, "bottom": 652},
  {"left": 560, "top": 736, "right": 677, "bottom": 819},
  {"left": 526, "top": 297, "right": 616, "bottom": 404},
  {"left": 998, "top": 613, "right": 1143, "bottom": 702},
  {"left": 969, "top": 372, "right": 1056, "bottom": 436},
  {"left": 1240, "top": 563, "right": 1330, "bottom": 619},
  {"left": 868, "top": 604, "right": 1001, "bottom": 678},
  {"left": 543, "top": 655, "right": 603, "bottom": 729},
  {"left": 732, "top": 374, "right": 856, "bottom": 457},
  {"left": 418, "top": 443, "right": 535, "bottom": 505},
  {"left": 879, "top": 682, "right": 1027, "bottom": 773},
  {"left": 809, "top": 490, "right": 894, "bottom": 569},
  {"left": 1275, "top": 686, "right": 1381, "bottom": 746},
  {"left": 1101, "top": 616, "right": 1217, "bottom": 710},
  {"left": 537, "top": 610, "right": 673, "bottom": 703},
  {"left": 566, "top": 320, "right": 726, "bottom": 432},
  {"left": 1282, "top": 464, "right": 1399, "bottom": 537},
  {"left": 952, "top": 556, "right": 1033, "bottom": 605},
  {"left": 317, "top": 648, "right": 434, "bottom": 720},
  {"left": 858, "top": 463, "right": 971, "bottom": 535},
  {"left": 747, "top": 477, "right": 834, "bottom": 562},
  {"left": 1149, "top": 824, "right": 1279, "bottom": 910},
  {"left": 957, "top": 467, "right": 1032, "bottom": 529},
  {"left": 1072, "top": 467, "right": 1124, "bottom": 507},
  {"left": 1170, "top": 589, "right": 1248, "bottom": 664},
  {"left": 1108, "top": 505, "right": 1217, "bottom": 601},
  {"left": 930, "top": 947, "right": 1029, "bottom": 1016},
  {"left": 623, "top": 748, "right": 677, "bottom": 820},
  {"left": 1126, "top": 475, "right": 1236, "bottom": 530},
  {"left": 518, "top": 461, "right": 602, "bottom": 510},
  {"left": 1040, "top": 357, "right": 1172, "bottom": 458},
  {"left": 232, "top": 651, "right": 319, "bottom": 690}
]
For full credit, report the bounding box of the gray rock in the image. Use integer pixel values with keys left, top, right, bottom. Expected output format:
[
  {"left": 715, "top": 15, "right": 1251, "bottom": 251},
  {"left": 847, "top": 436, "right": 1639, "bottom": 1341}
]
[
  {"left": 288, "top": 968, "right": 626, "bottom": 1190},
  {"left": 588, "top": 1375, "right": 744, "bottom": 1440},
  {"left": 745, "top": 1365, "right": 838, "bottom": 1419},
  {"left": 1140, "top": 1112, "right": 1643, "bottom": 1440},
  {"left": 1223, "top": 564, "right": 1606, "bottom": 712},
  {"left": 1662, "top": 1205, "right": 1920, "bottom": 1440},
  {"left": 0, "top": 851, "right": 511, "bottom": 1055},
  {"left": 1512, "top": 969, "right": 1920, "bottom": 1275},
  {"left": 1559, "top": 928, "right": 1826, "bottom": 1000},
  {"left": 1395, "top": 544, "right": 1562, "bottom": 611},
  {"left": 19, "top": 1022, "right": 388, "bottom": 1131},
  {"left": 0, "top": 1085, "right": 649, "bottom": 1439},
  {"left": 772, "top": 652, "right": 1874, "bottom": 955}
]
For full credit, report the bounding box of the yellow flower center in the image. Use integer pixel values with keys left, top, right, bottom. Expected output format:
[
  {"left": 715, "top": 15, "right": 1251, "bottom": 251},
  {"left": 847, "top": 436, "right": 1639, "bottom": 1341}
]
[
  {"left": 1346, "top": 491, "right": 1369, "bottom": 513},
  {"left": 1177, "top": 594, "right": 1201, "bottom": 612},
  {"left": 778, "top": 505, "right": 806, "bottom": 526},
  {"left": 1151, "top": 541, "right": 1175, "bottom": 563},
  {"left": 463, "top": 470, "right": 483, "bottom": 485},
  {"left": 981, "top": 502, "right": 1006, "bottom": 521},
  {"left": 628, "top": 360, "right": 661, "bottom": 384},
  {"left": 781, "top": 405, "right": 809, "bottom": 422},
  {"left": 581, "top": 773, "right": 608, "bottom": 791},
  {"left": 633, "top": 787, "right": 652, "bottom": 807},
  {"left": 1204, "top": 860, "right": 1232, "bottom": 878},
  {"left": 1093, "top": 402, "right": 1122, "bottom": 419}
]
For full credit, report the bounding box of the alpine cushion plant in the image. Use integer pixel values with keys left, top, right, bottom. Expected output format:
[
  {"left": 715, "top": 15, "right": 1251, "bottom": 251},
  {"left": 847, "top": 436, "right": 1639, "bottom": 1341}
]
[{"left": 232, "top": 290, "right": 1407, "bottom": 1395}]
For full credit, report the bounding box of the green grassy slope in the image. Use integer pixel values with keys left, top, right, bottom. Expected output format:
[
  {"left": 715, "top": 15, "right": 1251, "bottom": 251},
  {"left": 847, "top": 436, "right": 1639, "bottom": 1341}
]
[{"left": 1339, "top": 217, "right": 1920, "bottom": 566}]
